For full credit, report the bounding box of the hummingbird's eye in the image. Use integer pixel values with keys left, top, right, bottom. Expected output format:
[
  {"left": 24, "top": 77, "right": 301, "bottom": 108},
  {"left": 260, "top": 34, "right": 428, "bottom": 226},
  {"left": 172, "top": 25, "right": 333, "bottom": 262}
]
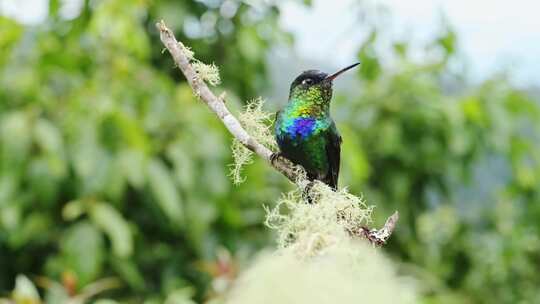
[{"left": 302, "top": 78, "right": 313, "bottom": 85}]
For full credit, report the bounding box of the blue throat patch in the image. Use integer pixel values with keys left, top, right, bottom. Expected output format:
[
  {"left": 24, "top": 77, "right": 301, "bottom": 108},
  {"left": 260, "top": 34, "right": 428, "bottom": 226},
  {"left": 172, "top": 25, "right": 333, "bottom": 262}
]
[{"left": 285, "top": 117, "right": 316, "bottom": 139}]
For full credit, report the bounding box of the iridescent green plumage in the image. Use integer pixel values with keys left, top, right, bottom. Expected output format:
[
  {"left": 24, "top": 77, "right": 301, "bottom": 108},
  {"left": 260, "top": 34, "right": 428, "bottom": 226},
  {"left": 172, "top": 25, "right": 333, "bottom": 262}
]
[{"left": 274, "top": 64, "right": 359, "bottom": 189}]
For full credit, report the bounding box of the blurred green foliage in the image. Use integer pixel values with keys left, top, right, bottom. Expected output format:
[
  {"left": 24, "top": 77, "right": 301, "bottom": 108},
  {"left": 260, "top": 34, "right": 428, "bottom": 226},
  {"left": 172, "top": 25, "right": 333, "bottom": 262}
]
[
  {"left": 1, "top": 0, "right": 540, "bottom": 303},
  {"left": 338, "top": 24, "right": 540, "bottom": 303},
  {"left": 0, "top": 0, "right": 290, "bottom": 302}
]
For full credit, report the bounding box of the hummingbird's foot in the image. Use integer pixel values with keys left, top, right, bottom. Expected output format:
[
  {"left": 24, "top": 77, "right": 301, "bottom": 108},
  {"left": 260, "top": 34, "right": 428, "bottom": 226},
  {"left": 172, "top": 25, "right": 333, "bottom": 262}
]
[
  {"left": 303, "top": 181, "right": 316, "bottom": 204},
  {"left": 270, "top": 152, "right": 283, "bottom": 165}
]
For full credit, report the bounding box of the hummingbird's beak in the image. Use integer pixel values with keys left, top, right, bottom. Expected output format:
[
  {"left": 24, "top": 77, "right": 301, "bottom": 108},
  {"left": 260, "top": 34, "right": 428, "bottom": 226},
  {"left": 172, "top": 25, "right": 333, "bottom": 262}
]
[{"left": 324, "top": 62, "right": 360, "bottom": 82}]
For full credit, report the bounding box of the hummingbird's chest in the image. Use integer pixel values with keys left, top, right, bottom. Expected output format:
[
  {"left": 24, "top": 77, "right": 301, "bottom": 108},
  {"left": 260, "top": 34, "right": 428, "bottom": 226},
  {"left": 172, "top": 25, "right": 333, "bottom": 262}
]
[
  {"left": 274, "top": 114, "right": 332, "bottom": 174},
  {"left": 275, "top": 100, "right": 331, "bottom": 139},
  {"left": 275, "top": 115, "right": 331, "bottom": 142}
]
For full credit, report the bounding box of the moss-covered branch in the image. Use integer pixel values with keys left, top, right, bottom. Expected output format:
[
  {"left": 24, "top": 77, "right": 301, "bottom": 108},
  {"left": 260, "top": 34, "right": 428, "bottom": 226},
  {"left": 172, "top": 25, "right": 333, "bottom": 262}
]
[
  {"left": 156, "top": 20, "right": 298, "bottom": 182},
  {"left": 155, "top": 20, "right": 397, "bottom": 246}
]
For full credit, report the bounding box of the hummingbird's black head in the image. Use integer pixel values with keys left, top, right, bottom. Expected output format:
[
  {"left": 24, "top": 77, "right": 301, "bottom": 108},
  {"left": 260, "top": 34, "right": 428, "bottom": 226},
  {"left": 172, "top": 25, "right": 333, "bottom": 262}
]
[
  {"left": 288, "top": 63, "right": 360, "bottom": 102},
  {"left": 290, "top": 70, "right": 329, "bottom": 91},
  {"left": 289, "top": 70, "right": 332, "bottom": 102}
]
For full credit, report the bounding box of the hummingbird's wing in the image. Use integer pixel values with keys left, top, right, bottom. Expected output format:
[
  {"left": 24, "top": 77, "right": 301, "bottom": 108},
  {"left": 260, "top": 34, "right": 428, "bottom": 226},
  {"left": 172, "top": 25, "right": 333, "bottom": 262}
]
[
  {"left": 274, "top": 110, "right": 282, "bottom": 141},
  {"left": 274, "top": 110, "right": 281, "bottom": 124},
  {"left": 325, "top": 123, "right": 342, "bottom": 190}
]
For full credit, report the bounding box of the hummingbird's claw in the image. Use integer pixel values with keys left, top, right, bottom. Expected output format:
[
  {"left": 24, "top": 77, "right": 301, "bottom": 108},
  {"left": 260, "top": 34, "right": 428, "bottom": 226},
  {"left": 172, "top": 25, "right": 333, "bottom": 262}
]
[
  {"left": 303, "top": 181, "right": 316, "bottom": 204},
  {"left": 270, "top": 152, "right": 282, "bottom": 165}
]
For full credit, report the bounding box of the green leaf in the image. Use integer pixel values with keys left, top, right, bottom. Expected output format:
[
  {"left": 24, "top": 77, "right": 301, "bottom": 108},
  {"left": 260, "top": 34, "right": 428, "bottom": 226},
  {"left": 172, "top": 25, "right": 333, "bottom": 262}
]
[
  {"left": 12, "top": 275, "right": 40, "bottom": 304},
  {"left": 437, "top": 28, "right": 457, "bottom": 56},
  {"left": 62, "top": 200, "right": 86, "bottom": 221},
  {"left": 94, "top": 300, "right": 119, "bottom": 304},
  {"left": 34, "top": 118, "right": 63, "bottom": 155},
  {"left": 119, "top": 149, "right": 146, "bottom": 188},
  {"left": 357, "top": 32, "right": 381, "bottom": 82},
  {"left": 393, "top": 42, "right": 408, "bottom": 58},
  {"left": 110, "top": 256, "right": 146, "bottom": 291},
  {"left": 0, "top": 173, "right": 17, "bottom": 206},
  {"left": 238, "top": 28, "right": 262, "bottom": 63},
  {"left": 8, "top": 212, "right": 51, "bottom": 248},
  {"left": 0, "top": 111, "right": 31, "bottom": 164},
  {"left": 89, "top": 202, "right": 133, "bottom": 258},
  {"left": 44, "top": 283, "right": 70, "bottom": 304},
  {"left": 0, "top": 202, "right": 20, "bottom": 231},
  {"left": 164, "top": 288, "right": 197, "bottom": 304},
  {"left": 461, "top": 97, "right": 487, "bottom": 126},
  {"left": 61, "top": 222, "right": 105, "bottom": 286},
  {"left": 0, "top": 17, "right": 23, "bottom": 65},
  {"left": 147, "top": 159, "right": 183, "bottom": 225}
]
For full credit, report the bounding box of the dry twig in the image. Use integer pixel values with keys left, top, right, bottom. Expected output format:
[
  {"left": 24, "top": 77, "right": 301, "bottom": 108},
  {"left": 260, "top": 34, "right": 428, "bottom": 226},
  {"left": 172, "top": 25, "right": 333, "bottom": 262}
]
[{"left": 357, "top": 211, "right": 399, "bottom": 246}]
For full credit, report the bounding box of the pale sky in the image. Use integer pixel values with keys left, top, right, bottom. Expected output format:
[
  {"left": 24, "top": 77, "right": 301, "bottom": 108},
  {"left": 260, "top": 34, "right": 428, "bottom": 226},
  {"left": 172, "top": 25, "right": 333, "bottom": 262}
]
[
  {"left": 2, "top": 0, "right": 539, "bottom": 87},
  {"left": 280, "top": 0, "right": 540, "bottom": 87}
]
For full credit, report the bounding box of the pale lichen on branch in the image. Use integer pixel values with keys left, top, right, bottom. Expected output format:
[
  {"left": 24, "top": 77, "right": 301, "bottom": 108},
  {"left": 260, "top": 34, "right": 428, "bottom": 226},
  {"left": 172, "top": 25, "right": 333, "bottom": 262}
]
[
  {"left": 156, "top": 20, "right": 298, "bottom": 181},
  {"left": 156, "top": 20, "right": 398, "bottom": 246},
  {"left": 265, "top": 181, "right": 374, "bottom": 257},
  {"left": 230, "top": 97, "right": 278, "bottom": 184}
]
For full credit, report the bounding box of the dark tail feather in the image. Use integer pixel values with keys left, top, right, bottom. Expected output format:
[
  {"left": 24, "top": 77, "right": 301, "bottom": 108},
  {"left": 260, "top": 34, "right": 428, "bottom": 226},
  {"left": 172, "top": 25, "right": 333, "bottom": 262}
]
[
  {"left": 302, "top": 182, "right": 315, "bottom": 204},
  {"left": 323, "top": 174, "right": 338, "bottom": 190}
]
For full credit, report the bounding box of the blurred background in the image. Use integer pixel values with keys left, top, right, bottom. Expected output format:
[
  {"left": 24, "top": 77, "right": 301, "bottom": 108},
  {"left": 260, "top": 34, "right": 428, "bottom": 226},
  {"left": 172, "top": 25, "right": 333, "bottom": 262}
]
[{"left": 1, "top": 0, "right": 540, "bottom": 303}]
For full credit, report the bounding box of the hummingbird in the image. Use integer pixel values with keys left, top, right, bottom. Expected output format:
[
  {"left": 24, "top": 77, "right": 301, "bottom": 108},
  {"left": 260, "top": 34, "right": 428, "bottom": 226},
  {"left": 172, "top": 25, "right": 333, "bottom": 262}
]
[{"left": 273, "top": 63, "right": 360, "bottom": 190}]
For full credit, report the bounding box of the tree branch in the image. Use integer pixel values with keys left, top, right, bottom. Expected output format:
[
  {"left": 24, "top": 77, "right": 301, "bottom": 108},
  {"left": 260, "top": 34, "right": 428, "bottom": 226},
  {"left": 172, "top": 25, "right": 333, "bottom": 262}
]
[
  {"left": 155, "top": 20, "right": 398, "bottom": 246},
  {"left": 156, "top": 20, "right": 298, "bottom": 182},
  {"left": 359, "top": 211, "right": 399, "bottom": 246}
]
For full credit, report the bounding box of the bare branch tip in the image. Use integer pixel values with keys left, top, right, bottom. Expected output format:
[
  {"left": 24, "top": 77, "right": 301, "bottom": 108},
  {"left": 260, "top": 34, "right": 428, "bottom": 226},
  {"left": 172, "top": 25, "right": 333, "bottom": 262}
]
[
  {"left": 388, "top": 211, "right": 399, "bottom": 223},
  {"left": 157, "top": 20, "right": 166, "bottom": 30},
  {"left": 218, "top": 91, "right": 227, "bottom": 103},
  {"left": 156, "top": 20, "right": 174, "bottom": 40}
]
